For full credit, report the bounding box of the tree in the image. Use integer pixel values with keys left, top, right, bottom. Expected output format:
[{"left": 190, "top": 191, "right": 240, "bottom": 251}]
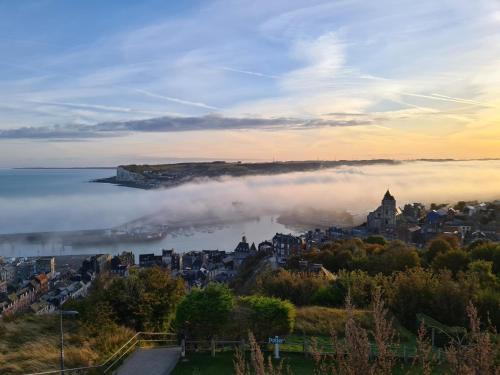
[
  {"left": 365, "top": 235, "right": 387, "bottom": 246},
  {"left": 366, "top": 241, "right": 420, "bottom": 275},
  {"left": 175, "top": 283, "right": 233, "bottom": 338},
  {"left": 257, "top": 269, "right": 330, "bottom": 306},
  {"left": 432, "top": 250, "right": 469, "bottom": 276},
  {"left": 469, "top": 243, "right": 500, "bottom": 274},
  {"left": 467, "top": 260, "right": 497, "bottom": 287},
  {"left": 425, "top": 238, "right": 452, "bottom": 264},
  {"left": 236, "top": 295, "right": 295, "bottom": 339},
  {"left": 104, "top": 267, "right": 185, "bottom": 331}
]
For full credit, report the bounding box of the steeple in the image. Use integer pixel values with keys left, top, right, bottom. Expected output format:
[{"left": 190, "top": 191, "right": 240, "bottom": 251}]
[{"left": 383, "top": 189, "right": 395, "bottom": 202}]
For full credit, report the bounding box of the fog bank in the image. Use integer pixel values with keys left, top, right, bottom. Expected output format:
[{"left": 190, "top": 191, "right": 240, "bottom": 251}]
[{"left": 0, "top": 160, "right": 499, "bottom": 235}]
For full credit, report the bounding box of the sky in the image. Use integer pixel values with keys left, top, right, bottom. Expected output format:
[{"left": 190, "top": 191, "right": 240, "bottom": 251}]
[{"left": 1, "top": 0, "right": 500, "bottom": 167}]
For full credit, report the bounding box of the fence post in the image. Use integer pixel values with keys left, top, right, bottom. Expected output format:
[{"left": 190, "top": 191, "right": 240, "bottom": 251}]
[
  {"left": 211, "top": 337, "right": 216, "bottom": 357},
  {"left": 302, "top": 334, "right": 306, "bottom": 355},
  {"left": 181, "top": 338, "right": 186, "bottom": 358},
  {"left": 403, "top": 345, "right": 406, "bottom": 363}
]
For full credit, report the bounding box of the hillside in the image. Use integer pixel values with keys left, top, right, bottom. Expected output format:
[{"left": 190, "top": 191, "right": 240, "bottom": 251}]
[{"left": 95, "top": 159, "right": 399, "bottom": 189}]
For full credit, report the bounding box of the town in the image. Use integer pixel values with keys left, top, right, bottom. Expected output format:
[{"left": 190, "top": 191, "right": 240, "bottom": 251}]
[{"left": 1, "top": 191, "right": 498, "bottom": 319}]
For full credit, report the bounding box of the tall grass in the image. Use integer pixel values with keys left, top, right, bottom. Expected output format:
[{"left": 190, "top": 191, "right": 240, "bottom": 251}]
[{"left": 0, "top": 314, "right": 134, "bottom": 374}]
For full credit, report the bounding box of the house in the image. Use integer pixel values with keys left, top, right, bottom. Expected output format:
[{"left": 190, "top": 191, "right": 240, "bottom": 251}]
[
  {"left": 234, "top": 236, "right": 256, "bottom": 267},
  {"left": 258, "top": 241, "right": 273, "bottom": 253},
  {"left": 162, "top": 249, "right": 183, "bottom": 271},
  {"left": 111, "top": 252, "right": 135, "bottom": 276},
  {"left": 305, "top": 229, "right": 328, "bottom": 249},
  {"left": 0, "top": 287, "right": 36, "bottom": 318},
  {"left": 30, "top": 300, "right": 55, "bottom": 315},
  {"left": 36, "top": 257, "right": 55, "bottom": 278},
  {"left": 81, "top": 254, "right": 111, "bottom": 274},
  {"left": 139, "top": 253, "right": 163, "bottom": 267},
  {"left": 0, "top": 263, "right": 16, "bottom": 283},
  {"left": 273, "top": 233, "right": 303, "bottom": 264}
]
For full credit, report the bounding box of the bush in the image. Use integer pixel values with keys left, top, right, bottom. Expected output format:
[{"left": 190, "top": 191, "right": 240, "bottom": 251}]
[
  {"left": 175, "top": 283, "right": 233, "bottom": 338},
  {"left": 257, "top": 269, "right": 330, "bottom": 306},
  {"left": 236, "top": 295, "right": 295, "bottom": 339}
]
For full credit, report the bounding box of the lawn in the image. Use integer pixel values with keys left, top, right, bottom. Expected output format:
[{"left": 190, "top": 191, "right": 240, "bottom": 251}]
[
  {"left": 171, "top": 352, "right": 448, "bottom": 374},
  {"left": 171, "top": 351, "right": 315, "bottom": 375}
]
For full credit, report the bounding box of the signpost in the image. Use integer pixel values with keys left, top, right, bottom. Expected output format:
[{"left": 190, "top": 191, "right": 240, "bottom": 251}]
[{"left": 268, "top": 336, "right": 285, "bottom": 359}]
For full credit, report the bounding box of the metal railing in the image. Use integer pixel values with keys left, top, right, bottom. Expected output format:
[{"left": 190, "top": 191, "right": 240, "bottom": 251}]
[{"left": 22, "top": 332, "right": 178, "bottom": 375}]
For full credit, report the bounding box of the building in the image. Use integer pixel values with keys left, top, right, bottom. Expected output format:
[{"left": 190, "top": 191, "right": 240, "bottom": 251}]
[
  {"left": 110, "top": 252, "right": 135, "bottom": 276},
  {"left": 0, "top": 287, "right": 36, "bottom": 318},
  {"left": 367, "top": 190, "right": 399, "bottom": 234},
  {"left": 16, "top": 260, "right": 36, "bottom": 281},
  {"left": 0, "top": 263, "right": 16, "bottom": 283},
  {"left": 30, "top": 300, "right": 55, "bottom": 315},
  {"left": 36, "top": 257, "right": 55, "bottom": 278},
  {"left": 272, "top": 233, "right": 303, "bottom": 264},
  {"left": 81, "top": 254, "right": 111, "bottom": 274},
  {"left": 0, "top": 280, "right": 6, "bottom": 294},
  {"left": 258, "top": 241, "right": 273, "bottom": 253},
  {"left": 234, "top": 236, "right": 256, "bottom": 267},
  {"left": 139, "top": 253, "right": 163, "bottom": 267}
]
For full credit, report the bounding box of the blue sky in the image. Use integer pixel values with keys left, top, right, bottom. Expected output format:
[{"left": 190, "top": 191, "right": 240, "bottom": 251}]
[{"left": 1, "top": 0, "right": 499, "bottom": 166}]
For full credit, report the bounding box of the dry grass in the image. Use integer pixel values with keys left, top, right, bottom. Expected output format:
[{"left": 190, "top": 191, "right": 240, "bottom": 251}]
[
  {"left": 294, "top": 306, "right": 373, "bottom": 336},
  {"left": 0, "top": 314, "right": 133, "bottom": 374}
]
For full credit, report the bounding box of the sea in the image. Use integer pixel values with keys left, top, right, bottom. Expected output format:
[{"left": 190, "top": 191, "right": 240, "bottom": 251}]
[
  {"left": 0, "top": 168, "right": 293, "bottom": 258},
  {"left": 1, "top": 160, "right": 499, "bottom": 259}
]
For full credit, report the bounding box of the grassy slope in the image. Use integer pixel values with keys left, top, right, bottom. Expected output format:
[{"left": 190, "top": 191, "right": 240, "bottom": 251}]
[{"left": 0, "top": 314, "right": 132, "bottom": 374}]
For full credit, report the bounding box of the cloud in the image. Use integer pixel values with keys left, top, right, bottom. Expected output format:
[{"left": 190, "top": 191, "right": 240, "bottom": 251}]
[{"left": 0, "top": 114, "right": 374, "bottom": 139}]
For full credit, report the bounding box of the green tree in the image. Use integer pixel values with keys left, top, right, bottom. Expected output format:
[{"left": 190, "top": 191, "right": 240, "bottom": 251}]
[
  {"left": 432, "top": 250, "right": 469, "bottom": 276},
  {"left": 469, "top": 243, "right": 500, "bottom": 274},
  {"left": 236, "top": 295, "right": 295, "bottom": 339},
  {"left": 467, "top": 260, "right": 497, "bottom": 287},
  {"left": 104, "top": 267, "right": 185, "bottom": 331},
  {"left": 367, "top": 241, "right": 420, "bottom": 275},
  {"left": 174, "top": 283, "right": 233, "bottom": 338},
  {"left": 257, "top": 269, "right": 330, "bottom": 306},
  {"left": 425, "top": 238, "right": 452, "bottom": 264},
  {"left": 365, "top": 235, "right": 387, "bottom": 246}
]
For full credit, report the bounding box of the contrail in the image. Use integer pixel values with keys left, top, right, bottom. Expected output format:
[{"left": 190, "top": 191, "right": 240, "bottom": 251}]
[
  {"left": 220, "top": 66, "right": 279, "bottom": 79},
  {"left": 403, "top": 92, "right": 490, "bottom": 107},
  {"left": 134, "top": 88, "right": 219, "bottom": 110}
]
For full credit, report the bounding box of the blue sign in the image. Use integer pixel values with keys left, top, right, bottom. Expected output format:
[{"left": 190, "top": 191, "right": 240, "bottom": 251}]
[{"left": 268, "top": 336, "right": 285, "bottom": 345}]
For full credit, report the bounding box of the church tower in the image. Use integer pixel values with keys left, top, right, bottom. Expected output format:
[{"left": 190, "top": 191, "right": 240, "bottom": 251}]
[{"left": 381, "top": 190, "right": 396, "bottom": 228}]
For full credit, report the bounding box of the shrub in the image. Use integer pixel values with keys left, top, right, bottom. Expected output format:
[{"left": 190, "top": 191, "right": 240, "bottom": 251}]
[
  {"left": 175, "top": 283, "right": 233, "bottom": 338},
  {"left": 237, "top": 295, "right": 295, "bottom": 339}
]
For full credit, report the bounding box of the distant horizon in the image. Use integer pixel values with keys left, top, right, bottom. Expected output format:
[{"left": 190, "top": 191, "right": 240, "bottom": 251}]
[{"left": 6, "top": 156, "right": 500, "bottom": 170}]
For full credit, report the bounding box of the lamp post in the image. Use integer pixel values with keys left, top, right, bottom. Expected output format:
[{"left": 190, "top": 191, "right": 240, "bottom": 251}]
[{"left": 59, "top": 307, "right": 79, "bottom": 374}]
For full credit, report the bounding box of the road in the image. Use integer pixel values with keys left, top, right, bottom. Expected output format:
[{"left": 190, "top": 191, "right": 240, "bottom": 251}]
[{"left": 116, "top": 347, "right": 181, "bottom": 375}]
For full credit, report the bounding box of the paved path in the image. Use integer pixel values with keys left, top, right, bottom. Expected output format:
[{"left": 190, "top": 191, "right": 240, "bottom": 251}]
[{"left": 117, "top": 347, "right": 181, "bottom": 375}]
